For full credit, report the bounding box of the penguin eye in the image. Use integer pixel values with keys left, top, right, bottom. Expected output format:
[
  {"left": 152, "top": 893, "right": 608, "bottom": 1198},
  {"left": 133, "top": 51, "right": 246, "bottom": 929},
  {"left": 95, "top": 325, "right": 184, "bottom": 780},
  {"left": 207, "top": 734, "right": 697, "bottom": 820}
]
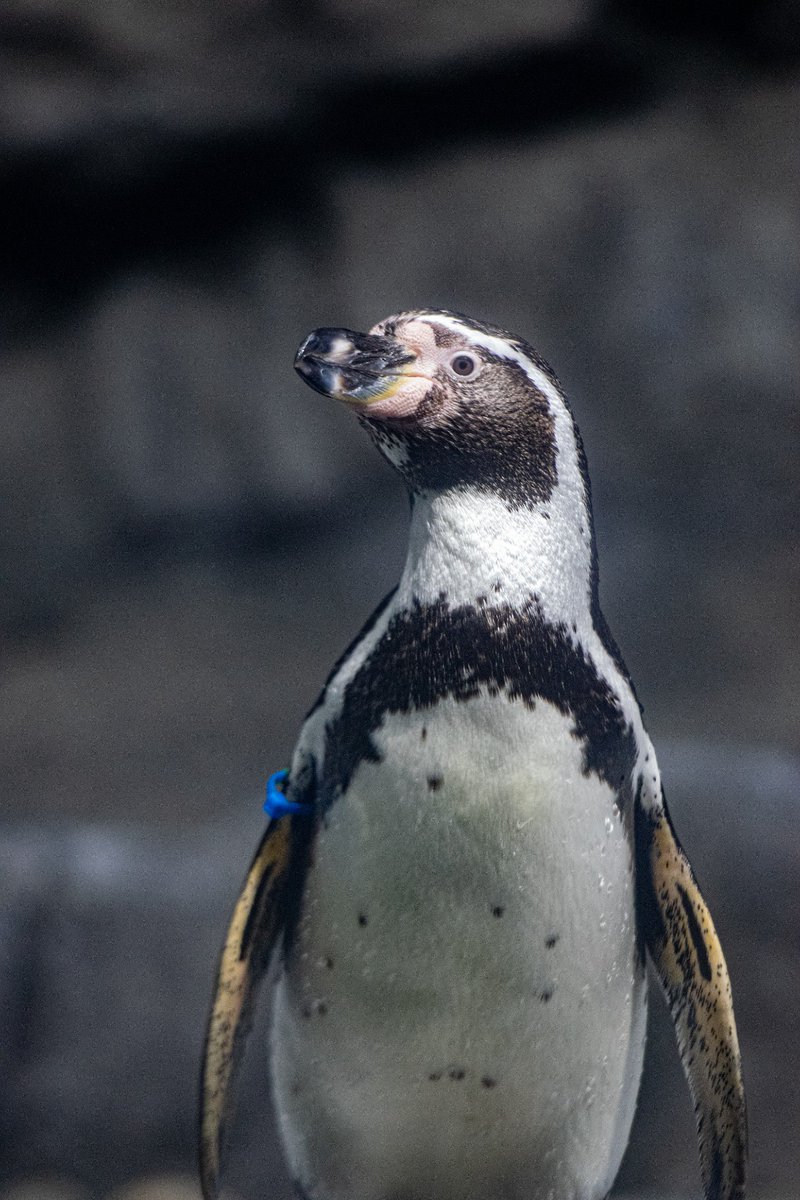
[{"left": 449, "top": 352, "right": 481, "bottom": 379}]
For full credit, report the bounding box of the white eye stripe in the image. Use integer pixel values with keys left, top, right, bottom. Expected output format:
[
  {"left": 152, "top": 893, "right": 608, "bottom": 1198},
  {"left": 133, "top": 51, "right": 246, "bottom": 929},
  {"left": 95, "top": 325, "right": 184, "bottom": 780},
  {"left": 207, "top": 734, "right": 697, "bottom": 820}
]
[{"left": 419, "top": 314, "right": 560, "bottom": 403}]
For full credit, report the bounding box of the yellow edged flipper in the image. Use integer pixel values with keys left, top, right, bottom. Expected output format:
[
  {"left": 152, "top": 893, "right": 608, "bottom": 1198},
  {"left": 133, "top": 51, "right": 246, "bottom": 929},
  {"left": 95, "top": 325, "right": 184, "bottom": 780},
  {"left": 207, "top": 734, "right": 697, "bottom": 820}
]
[
  {"left": 635, "top": 788, "right": 747, "bottom": 1200},
  {"left": 199, "top": 816, "right": 307, "bottom": 1200}
]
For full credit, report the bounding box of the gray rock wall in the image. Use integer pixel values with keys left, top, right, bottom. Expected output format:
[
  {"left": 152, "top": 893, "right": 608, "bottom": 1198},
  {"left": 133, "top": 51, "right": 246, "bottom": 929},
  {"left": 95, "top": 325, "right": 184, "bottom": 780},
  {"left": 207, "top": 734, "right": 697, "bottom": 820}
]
[{"left": 1, "top": 0, "right": 798, "bottom": 1196}]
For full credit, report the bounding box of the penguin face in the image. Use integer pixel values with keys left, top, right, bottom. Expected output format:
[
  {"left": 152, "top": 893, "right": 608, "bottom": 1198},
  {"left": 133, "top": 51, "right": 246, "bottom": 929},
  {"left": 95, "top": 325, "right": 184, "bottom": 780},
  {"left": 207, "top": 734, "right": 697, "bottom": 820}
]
[{"left": 296, "top": 309, "right": 562, "bottom": 509}]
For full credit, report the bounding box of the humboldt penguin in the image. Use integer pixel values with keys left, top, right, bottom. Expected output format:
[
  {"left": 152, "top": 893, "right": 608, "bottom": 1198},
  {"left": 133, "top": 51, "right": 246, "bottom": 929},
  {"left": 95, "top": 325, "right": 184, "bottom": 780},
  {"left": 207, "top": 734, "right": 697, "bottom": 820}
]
[{"left": 200, "top": 309, "right": 746, "bottom": 1200}]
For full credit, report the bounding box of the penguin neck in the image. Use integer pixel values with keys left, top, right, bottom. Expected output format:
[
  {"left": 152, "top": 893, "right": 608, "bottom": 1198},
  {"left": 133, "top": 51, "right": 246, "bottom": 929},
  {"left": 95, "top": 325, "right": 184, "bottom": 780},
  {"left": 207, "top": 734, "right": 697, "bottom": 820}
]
[{"left": 396, "top": 486, "right": 596, "bottom": 631}]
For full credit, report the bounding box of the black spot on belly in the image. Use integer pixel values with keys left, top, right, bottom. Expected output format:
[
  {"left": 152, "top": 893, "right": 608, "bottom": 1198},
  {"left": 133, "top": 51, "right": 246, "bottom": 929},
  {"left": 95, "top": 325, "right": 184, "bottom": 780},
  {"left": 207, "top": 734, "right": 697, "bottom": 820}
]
[
  {"left": 420, "top": 726, "right": 427, "bottom": 741},
  {"left": 491, "top": 905, "right": 505, "bottom": 918},
  {"left": 427, "top": 775, "right": 443, "bottom": 792},
  {"left": 428, "top": 1071, "right": 441, "bottom": 1082},
  {"left": 481, "top": 1076, "right": 497, "bottom": 1089},
  {"left": 358, "top": 913, "right": 368, "bottom": 927},
  {"left": 324, "top": 956, "right": 334, "bottom": 969},
  {"left": 321, "top": 597, "right": 636, "bottom": 805},
  {"left": 540, "top": 989, "right": 553, "bottom": 1003},
  {"left": 448, "top": 1067, "right": 466, "bottom": 1081},
  {"left": 545, "top": 934, "right": 559, "bottom": 948}
]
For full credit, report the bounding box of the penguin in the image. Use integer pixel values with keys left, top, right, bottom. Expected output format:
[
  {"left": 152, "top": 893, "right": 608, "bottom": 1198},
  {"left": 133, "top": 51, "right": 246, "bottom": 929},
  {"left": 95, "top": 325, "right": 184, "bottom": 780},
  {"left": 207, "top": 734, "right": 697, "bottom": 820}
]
[{"left": 199, "top": 310, "right": 746, "bottom": 1200}]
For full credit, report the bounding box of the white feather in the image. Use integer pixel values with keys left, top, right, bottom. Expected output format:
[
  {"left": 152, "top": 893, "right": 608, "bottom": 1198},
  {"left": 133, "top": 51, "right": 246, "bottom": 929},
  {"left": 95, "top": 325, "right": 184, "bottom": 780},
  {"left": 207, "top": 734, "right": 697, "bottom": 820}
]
[{"left": 275, "top": 697, "right": 647, "bottom": 1200}]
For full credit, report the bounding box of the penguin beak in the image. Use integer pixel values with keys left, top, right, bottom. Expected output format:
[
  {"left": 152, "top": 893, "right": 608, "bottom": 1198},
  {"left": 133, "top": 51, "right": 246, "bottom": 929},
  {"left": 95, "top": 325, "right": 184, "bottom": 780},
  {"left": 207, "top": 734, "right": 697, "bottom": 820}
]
[{"left": 294, "top": 328, "right": 420, "bottom": 407}]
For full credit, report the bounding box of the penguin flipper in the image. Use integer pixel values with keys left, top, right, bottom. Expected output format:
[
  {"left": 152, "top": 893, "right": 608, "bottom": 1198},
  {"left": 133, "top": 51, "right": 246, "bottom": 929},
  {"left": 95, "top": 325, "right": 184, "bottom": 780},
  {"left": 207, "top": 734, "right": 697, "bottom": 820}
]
[
  {"left": 200, "top": 816, "right": 305, "bottom": 1200},
  {"left": 635, "top": 787, "right": 747, "bottom": 1200}
]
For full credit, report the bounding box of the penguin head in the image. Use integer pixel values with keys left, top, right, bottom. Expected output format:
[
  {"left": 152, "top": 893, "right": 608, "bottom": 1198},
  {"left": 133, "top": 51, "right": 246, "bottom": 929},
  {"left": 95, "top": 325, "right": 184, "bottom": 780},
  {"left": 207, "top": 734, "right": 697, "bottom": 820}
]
[{"left": 295, "top": 309, "right": 575, "bottom": 511}]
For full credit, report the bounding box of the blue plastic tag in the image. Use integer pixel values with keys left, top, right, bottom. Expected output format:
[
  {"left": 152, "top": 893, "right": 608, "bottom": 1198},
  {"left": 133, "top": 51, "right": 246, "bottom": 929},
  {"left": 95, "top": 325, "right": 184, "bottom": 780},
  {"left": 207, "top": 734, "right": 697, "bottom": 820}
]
[{"left": 264, "top": 769, "right": 313, "bottom": 819}]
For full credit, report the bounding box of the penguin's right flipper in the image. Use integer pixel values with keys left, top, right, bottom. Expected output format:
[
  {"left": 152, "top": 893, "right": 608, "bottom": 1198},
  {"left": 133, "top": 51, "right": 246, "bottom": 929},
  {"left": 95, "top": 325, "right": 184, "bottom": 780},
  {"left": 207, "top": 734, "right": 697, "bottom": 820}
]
[
  {"left": 199, "top": 815, "right": 310, "bottom": 1200},
  {"left": 635, "top": 783, "right": 747, "bottom": 1200}
]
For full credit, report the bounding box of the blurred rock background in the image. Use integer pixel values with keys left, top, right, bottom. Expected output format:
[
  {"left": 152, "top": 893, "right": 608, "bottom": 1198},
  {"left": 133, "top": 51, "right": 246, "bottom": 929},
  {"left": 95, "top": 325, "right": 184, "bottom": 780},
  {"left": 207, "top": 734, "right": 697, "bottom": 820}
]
[{"left": 0, "top": 1, "right": 798, "bottom": 1198}]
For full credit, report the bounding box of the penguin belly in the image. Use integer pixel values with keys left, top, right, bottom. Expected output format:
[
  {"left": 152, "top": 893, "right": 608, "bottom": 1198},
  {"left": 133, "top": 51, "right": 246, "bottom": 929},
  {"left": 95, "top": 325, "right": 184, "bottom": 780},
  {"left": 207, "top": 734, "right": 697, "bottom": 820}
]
[{"left": 272, "top": 694, "right": 647, "bottom": 1200}]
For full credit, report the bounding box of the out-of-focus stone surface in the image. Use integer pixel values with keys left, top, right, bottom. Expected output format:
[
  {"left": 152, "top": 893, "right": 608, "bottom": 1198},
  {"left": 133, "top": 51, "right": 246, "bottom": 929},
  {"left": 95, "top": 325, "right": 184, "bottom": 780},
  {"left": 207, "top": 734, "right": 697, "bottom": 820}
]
[
  {"left": 0, "top": 817, "right": 260, "bottom": 1193},
  {"left": 1, "top": 743, "right": 797, "bottom": 1198},
  {"left": 0, "top": 0, "right": 593, "bottom": 150},
  {"left": 105, "top": 1172, "right": 241, "bottom": 1200},
  {"left": 0, "top": 0, "right": 797, "bottom": 1196},
  {"left": 0, "top": 1177, "right": 242, "bottom": 1200},
  {"left": 0, "top": 549, "right": 406, "bottom": 825},
  {"left": 0, "top": 1178, "right": 91, "bottom": 1200}
]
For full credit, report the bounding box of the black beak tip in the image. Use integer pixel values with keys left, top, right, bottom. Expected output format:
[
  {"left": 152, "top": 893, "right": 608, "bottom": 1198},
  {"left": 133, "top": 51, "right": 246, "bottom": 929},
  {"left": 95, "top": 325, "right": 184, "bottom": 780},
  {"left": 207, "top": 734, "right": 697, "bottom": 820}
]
[
  {"left": 293, "top": 345, "right": 313, "bottom": 378},
  {"left": 295, "top": 330, "right": 324, "bottom": 371},
  {"left": 294, "top": 325, "right": 416, "bottom": 398},
  {"left": 294, "top": 330, "right": 335, "bottom": 394}
]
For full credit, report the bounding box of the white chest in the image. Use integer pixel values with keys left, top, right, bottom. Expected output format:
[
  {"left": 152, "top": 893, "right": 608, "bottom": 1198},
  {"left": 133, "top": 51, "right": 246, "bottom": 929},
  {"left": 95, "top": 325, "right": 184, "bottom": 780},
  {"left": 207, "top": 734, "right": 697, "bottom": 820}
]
[{"left": 272, "top": 694, "right": 647, "bottom": 1200}]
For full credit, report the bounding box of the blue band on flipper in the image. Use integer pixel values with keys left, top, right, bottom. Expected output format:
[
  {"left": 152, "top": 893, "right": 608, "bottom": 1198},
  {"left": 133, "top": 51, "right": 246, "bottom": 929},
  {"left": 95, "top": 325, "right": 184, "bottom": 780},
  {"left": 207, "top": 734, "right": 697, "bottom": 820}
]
[{"left": 264, "top": 769, "right": 313, "bottom": 819}]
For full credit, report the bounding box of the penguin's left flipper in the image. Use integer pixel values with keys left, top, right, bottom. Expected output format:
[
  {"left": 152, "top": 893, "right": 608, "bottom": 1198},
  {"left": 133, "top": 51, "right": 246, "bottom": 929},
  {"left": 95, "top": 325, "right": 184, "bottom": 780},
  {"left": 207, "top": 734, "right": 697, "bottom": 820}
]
[
  {"left": 635, "top": 784, "right": 747, "bottom": 1200},
  {"left": 199, "top": 815, "right": 309, "bottom": 1200}
]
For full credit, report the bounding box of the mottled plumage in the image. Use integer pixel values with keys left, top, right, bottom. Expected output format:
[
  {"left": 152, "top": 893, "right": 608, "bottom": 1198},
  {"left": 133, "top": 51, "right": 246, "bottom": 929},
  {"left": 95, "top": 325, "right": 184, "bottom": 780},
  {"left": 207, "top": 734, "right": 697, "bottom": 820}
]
[{"left": 200, "top": 309, "right": 746, "bottom": 1200}]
